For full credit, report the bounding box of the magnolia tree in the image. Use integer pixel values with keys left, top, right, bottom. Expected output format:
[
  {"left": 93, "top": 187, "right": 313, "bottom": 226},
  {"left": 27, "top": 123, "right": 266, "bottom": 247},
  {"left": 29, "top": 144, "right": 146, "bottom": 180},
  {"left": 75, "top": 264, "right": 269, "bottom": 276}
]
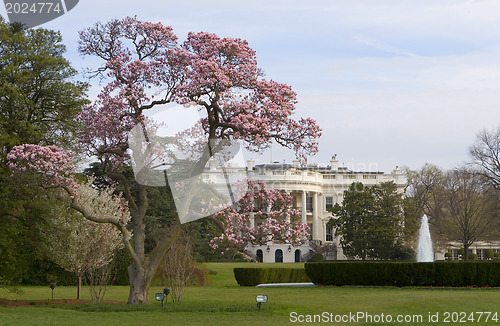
[
  {"left": 6, "top": 146, "right": 129, "bottom": 298},
  {"left": 211, "top": 179, "right": 309, "bottom": 256},
  {"left": 9, "top": 17, "right": 321, "bottom": 304},
  {"left": 7, "top": 144, "right": 130, "bottom": 267},
  {"left": 45, "top": 179, "right": 124, "bottom": 301}
]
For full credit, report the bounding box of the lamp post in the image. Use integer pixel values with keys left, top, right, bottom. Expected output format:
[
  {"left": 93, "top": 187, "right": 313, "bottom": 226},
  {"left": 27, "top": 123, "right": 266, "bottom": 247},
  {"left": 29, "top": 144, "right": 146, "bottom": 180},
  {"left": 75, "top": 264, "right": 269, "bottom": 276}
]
[
  {"left": 49, "top": 283, "right": 56, "bottom": 299},
  {"left": 256, "top": 295, "right": 267, "bottom": 311},
  {"left": 155, "top": 293, "right": 165, "bottom": 311},
  {"left": 156, "top": 288, "right": 170, "bottom": 311},
  {"left": 163, "top": 287, "right": 170, "bottom": 303}
]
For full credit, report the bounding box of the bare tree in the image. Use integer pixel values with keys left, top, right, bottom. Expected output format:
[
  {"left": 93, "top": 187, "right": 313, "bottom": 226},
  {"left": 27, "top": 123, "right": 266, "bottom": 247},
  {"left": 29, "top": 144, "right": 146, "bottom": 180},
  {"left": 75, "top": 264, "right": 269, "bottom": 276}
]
[
  {"left": 469, "top": 127, "right": 500, "bottom": 189},
  {"left": 85, "top": 258, "right": 117, "bottom": 302},
  {"left": 158, "top": 230, "right": 196, "bottom": 303},
  {"left": 404, "top": 164, "right": 447, "bottom": 220},
  {"left": 441, "top": 168, "right": 497, "bottom": 261}
]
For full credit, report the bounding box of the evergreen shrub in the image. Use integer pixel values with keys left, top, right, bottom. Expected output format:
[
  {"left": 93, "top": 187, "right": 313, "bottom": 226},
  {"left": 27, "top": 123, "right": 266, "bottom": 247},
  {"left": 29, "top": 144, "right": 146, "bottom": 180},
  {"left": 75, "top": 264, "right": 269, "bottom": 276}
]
[
  {"left": 311, "top": 253, "right": 324, "bottom": 262},
  {"left": 304, "top": 262, "right": 500, "bottom": 287},
  {"left": 20, "top": 259, "right": 75, "bottom": 286},
  {"left": 233, "top": 268, "right": 311, "bottom": 286},
  {"left": 485, "top": 249, "right": 495, "bottom": 260}
]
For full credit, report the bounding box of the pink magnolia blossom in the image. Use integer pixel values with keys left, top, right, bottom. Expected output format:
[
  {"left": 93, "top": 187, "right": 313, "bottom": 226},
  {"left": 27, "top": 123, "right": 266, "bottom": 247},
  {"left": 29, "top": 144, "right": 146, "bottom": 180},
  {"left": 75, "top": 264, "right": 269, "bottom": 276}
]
[
  {"left": 7, "top": 145, "right": 131, "bottom": 231},
  {"left": 211, "top": 179, "right": 309, "bottom": 253},
  {"left": 77, "top": 17, "right": 321, "bottom": 172},
  {"left": 7, "top": 144, "right": 79, "bottom": 194}
]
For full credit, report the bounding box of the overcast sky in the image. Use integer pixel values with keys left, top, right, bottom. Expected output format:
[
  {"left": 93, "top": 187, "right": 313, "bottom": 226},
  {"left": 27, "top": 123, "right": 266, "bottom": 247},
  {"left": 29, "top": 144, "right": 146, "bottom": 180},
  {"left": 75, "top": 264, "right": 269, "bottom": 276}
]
[{"left": 3, "top": 0, "right": 500, "bottom": 172}]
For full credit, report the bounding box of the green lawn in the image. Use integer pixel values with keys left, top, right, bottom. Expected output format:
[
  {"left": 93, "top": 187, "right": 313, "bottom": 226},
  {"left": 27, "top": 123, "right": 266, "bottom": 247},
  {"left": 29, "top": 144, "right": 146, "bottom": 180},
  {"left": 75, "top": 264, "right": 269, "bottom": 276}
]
[{"left": 2, "top": 262, "right": 500, "bottom": 325}]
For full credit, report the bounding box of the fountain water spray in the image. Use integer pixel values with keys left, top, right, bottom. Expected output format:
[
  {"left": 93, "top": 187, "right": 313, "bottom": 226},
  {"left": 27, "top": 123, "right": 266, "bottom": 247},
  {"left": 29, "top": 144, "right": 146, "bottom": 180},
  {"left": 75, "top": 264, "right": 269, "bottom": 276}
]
[{"left": 417, "top": 215, "right": 434, "bottom": 262}]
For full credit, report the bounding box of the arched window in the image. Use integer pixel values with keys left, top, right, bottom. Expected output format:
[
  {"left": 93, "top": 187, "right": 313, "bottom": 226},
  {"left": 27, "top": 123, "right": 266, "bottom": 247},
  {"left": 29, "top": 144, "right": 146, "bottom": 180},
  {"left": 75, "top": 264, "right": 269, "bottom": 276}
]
[
  {"left": 275, "top": 249, "right": 283, "bottom": 263},
  {"left": 256, "top": 249, "right": 263, "bottom": 263},
  {"left": 295, "top": 249, "right": 301, "bottom": 262}
]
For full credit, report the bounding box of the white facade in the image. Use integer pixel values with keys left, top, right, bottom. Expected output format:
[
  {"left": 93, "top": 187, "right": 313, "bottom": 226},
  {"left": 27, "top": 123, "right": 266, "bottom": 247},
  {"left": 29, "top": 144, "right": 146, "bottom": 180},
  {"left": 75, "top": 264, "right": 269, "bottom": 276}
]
[
  {"left": 204, "top": 155, "right": 406, "bottom": 262},
  {"left": 248, "top": 156, "right": 405, "bottom": 262},
  {"left": 437, "top": 241, "right": 500, "bottom": 261}
]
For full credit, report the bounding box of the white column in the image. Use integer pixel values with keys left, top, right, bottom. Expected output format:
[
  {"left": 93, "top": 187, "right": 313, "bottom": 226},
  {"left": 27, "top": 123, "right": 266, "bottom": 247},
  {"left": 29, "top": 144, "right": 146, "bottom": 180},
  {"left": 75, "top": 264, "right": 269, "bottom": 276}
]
[
  {"left": 313, "top": 192, "right": 318, "bottom": 240},
  {"left": 285, "top": 192, "right": 291, "bottom": 224},
  {"left": 301, "top": 190, "right": 307, "bottom": 225},
  {"left": 249, "top": 213, "right": 255, "bottom": 229}
]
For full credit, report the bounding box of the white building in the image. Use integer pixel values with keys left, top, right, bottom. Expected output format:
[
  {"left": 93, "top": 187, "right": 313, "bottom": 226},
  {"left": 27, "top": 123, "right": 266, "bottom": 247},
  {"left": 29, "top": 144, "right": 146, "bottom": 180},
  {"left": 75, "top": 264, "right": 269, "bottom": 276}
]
[
  {"left": 204, "top": 155, "right": 406, "bottom": 263},
  {"left": 437, "top": 242, "right": 500, "bottom": 261},
  {"left": 203, "top": 155, "right": 500, "bottom": 263}
]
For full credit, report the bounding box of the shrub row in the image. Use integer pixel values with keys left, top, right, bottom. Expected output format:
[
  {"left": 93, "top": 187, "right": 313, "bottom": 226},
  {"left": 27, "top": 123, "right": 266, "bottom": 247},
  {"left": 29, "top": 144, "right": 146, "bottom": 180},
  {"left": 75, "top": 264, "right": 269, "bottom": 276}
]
[
  {"left": 304, "top": 262, "right": 500, "bottom": 287},
  {"left": 233, "top": 268, "right": 311, "bottom": 286}
]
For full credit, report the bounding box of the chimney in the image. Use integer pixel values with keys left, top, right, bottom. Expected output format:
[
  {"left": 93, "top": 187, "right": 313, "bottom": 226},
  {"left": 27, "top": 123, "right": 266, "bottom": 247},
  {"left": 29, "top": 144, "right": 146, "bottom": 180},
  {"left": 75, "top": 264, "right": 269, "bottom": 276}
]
[
  {"left": 392, "top": 166, "right": 402, "bottom": 174},
  {"left": 330, "top": 154, "right": 339, "bottom": 171}
]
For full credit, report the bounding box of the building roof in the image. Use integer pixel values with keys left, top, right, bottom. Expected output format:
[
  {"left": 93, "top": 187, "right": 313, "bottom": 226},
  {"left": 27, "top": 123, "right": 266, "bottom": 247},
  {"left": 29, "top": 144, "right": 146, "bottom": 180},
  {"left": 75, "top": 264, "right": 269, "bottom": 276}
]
[{"left": 252, "top": 163, "right": 385, "bottom": 174}]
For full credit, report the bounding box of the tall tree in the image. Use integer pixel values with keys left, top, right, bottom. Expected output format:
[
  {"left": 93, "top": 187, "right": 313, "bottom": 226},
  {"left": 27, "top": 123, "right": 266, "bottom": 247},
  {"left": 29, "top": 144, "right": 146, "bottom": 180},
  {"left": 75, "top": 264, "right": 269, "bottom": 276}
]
[
  {"left": 440, "top": 168, "right": 498, "bottom": 261},
  {"left": 404, "top": 164, "right": 446, "bottom": 220},
  {"left": 0, "top": 19, "right": 88, "bottom": 287},
  {"left": 0, "top": 18, "right": 88, "bottom": 162},
  {"left": 331, "top": 182, "right": 406, "bottom": 260},
  {"left": 10, "top": 17, "right": 321, "bottom": 303}
]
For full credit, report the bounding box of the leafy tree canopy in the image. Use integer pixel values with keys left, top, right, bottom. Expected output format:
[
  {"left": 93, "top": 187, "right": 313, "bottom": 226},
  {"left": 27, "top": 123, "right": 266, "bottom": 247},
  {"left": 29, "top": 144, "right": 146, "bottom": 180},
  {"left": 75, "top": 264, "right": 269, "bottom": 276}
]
[
  {"left": 0, "top": 18, "right": 88, "bottom": 287},
  {"left": 330, "top": 182, "right": 406, "bottom": 260},
  {"left": 0, "top": 17, "right": 88, "bottom": 163}
]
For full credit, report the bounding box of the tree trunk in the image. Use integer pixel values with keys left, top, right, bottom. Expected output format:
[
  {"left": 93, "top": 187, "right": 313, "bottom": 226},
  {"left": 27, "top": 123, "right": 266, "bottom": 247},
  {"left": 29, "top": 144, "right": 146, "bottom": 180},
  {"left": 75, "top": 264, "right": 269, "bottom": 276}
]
[
  {"left": 125, "top": 221, "right": 184, "bottom": 304},
  {"left": 77, "top": 274, "right": 82, "bottom": 300},
  {"left": 463, "top": 244, "right": 469, "bottom": 261},
  {"left": 127, "top": 264, "right": 155, "bottom": 304}
]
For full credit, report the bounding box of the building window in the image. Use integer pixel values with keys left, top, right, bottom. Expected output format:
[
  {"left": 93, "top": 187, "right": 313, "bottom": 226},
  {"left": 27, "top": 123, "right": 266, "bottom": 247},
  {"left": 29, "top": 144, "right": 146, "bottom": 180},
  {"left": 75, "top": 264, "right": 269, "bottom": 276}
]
[
  {"left": 295, "top": 249, "right": 301, "bottom": 262},
  {"left": 326, "top": 227, "right": 333, "bottom": 242},
  {"left": 477, "top": 249, "right": 484, "bottom": 260},
  {"left": 343, "top": 175, "right": 356, "bottom": 180},
  {"left": 363, "top": 175, "right": 377, "bottom": 180},
  {"left": 275, "top": 249, "right": 283, "bottom": 263},
  {"left": 325, "top": 196, "right": 333, "bottom": 210},
  {"left": 323, "top": 175, "right": 336, "bottom": 179},
  {"left": 306, "top": 197, "right": 313, "bottom": 211},
  {"left": 256, "top": 249, "right": 263, "bottom": 263}
]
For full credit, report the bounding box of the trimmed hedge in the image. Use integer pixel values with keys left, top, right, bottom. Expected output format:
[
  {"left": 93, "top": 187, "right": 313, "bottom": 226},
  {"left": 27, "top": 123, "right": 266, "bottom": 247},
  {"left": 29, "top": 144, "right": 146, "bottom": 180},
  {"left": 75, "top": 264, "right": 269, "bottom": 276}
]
[
  {"left": 233, "top": 268, "right": 311, "bottom": 286},
  {"left": 305, "top": 262, "right": 500, "bottom": 287}
]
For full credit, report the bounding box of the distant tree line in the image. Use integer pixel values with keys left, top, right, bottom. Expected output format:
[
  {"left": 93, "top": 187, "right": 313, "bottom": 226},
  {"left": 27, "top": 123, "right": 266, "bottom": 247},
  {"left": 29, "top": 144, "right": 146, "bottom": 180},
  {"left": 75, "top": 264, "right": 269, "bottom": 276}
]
[{"left": 404, "top": 129, "right": 500, "bottom": 261}]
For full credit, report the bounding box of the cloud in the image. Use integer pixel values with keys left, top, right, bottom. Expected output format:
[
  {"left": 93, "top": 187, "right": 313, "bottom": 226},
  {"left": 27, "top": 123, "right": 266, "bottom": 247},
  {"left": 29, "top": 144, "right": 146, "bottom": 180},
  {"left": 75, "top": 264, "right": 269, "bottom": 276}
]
[{"left": 27, "top": 0, "right": 500, "bottom": 172}]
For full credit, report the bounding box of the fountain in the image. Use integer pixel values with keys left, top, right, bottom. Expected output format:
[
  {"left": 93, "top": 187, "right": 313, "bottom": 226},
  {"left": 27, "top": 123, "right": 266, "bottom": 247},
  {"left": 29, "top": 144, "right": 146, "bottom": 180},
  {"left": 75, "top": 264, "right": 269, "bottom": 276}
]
[{"left": 417, "top": 215, "right": 434, "bottom": 262}]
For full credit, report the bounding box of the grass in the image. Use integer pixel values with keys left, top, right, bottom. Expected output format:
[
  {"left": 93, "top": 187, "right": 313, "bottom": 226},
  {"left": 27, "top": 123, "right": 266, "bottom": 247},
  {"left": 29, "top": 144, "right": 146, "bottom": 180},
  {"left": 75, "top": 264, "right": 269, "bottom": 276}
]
[{"left": 2, "top": 262, "right": 500, "bottom": 325}]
